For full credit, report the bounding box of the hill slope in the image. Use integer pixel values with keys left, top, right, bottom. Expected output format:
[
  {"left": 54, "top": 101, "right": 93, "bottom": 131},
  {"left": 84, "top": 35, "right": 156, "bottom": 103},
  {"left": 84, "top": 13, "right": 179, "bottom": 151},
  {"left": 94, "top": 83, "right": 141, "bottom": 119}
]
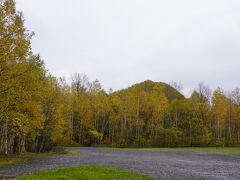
[{"left": 115, "top": 80, "right": 185, "bottom": 102}]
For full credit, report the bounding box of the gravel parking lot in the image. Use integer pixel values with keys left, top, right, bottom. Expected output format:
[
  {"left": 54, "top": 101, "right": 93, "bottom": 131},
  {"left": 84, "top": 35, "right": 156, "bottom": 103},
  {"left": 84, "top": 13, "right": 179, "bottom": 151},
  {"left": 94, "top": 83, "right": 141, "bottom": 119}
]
[{"left": 1, "top": 148, "right": 240, "bottom": 180}]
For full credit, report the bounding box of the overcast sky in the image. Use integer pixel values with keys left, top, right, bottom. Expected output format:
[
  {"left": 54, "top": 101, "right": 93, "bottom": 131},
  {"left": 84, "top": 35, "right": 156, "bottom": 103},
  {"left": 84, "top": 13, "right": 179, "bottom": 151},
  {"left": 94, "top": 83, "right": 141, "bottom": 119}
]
[{"left": 15, "top": 0, "right": 240, "bottom": 96}]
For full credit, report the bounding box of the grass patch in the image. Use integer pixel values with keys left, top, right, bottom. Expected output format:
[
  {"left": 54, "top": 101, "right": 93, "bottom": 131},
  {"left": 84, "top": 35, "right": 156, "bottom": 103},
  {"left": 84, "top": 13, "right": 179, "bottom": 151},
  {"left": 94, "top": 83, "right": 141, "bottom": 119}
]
[
  {"left": 128, "top": 147, "right": 240, "bottom": 153},
  {"left": 70, "top": 146, "right": 211, "bottom": 150},
  {"left": 0, "top": 155, "right": 25, "bottom": 166},
  {"left": 0, "top": 149, "right": 79, "bottom": 167},
  {"left": 73, "top": 146, "right": 240, "bottom": 153},
  {"left": 69, "top": 146, "right": 178, "bottom": 150},
  {"left": 13, "top": 165, "right": 155, "bottom": 180},
  {"left": 64, "top": 149, "right": 80, "bottom": 155},
  {"left": 197, "top": 148, "right": 240, "bottom": 154}
]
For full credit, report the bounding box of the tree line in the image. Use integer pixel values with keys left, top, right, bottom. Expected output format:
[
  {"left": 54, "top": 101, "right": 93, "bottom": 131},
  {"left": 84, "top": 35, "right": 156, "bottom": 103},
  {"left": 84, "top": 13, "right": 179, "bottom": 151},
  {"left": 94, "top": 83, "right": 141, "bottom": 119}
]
[
  {"left": 69, "top": 78, "right": 240, "bottom": 149},
  {"left": 1, "top": 0, "right": 240, "bottom": 155}
]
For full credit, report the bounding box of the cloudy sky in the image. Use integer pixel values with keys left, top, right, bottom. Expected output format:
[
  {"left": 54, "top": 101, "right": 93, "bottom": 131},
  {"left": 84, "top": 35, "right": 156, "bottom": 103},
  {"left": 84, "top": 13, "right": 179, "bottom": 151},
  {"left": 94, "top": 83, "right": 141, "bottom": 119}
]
[{"left": 15, "top": 0, "right": 240, "bottom": 96}]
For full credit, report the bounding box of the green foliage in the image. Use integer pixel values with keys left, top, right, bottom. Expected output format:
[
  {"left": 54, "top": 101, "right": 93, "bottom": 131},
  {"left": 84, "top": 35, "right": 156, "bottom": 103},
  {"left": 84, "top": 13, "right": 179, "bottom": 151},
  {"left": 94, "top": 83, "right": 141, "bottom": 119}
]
[
  {"left": 88, "top": 130, "right": 103, "bottom": 139},
  {"left": 116, "top": 138, "right": 127, "bottom": 148},
  {"left": 133, "top": 137, "right": 149, "bottom": 148},
  {"left": 13, "top": 166, "right": 155, "bottom": 180}
]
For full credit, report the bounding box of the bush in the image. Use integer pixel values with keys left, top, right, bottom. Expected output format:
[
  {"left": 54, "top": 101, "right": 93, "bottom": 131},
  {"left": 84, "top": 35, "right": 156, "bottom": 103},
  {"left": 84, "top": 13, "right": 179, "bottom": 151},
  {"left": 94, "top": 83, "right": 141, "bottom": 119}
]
[
  {"left": 116, "top": 138, "right": 127, "bottom": 148},
  {"left": 133, "top": 138, "right": 148, "bottom": 148},
  {"left": 69, "top": 141, "right": 83, "bottom": 147}
]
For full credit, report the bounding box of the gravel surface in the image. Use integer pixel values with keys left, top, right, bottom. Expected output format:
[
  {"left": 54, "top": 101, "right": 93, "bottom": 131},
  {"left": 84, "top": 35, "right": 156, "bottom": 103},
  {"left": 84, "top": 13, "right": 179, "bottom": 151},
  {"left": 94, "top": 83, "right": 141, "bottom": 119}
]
[{"left": 0, "top": 148, "right": 240, "bottom": 180}]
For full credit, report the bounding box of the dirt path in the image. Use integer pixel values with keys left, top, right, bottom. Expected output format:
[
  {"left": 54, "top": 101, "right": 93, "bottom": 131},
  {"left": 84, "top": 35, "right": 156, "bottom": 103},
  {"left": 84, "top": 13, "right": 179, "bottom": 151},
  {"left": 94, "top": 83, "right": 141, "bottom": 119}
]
[{"left": 0, "top": 148, "right": 240, "bottom": 180}]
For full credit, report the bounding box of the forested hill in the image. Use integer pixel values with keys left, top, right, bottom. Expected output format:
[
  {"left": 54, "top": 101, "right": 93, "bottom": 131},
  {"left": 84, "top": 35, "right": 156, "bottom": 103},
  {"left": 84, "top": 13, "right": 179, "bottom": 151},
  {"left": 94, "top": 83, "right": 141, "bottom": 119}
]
[
  {"left": 115, "top": 80, "right": 185, "bottom": 102},
  {"left": 1, "top": 0, "right": 240, "bottom": 156}
]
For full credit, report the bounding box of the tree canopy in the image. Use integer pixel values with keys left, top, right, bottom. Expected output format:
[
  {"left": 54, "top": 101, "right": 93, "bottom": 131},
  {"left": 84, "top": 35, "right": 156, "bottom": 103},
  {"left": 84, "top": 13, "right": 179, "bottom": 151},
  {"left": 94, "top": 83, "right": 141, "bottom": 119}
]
[{"left": 1, "top": 0, "right": 240, "bottom": 155}]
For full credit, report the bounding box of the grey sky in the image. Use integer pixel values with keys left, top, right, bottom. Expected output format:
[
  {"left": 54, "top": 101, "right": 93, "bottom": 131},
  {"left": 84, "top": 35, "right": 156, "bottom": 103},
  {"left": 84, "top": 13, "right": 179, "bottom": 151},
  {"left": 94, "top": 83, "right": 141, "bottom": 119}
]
[{"left": 15, "top": 0, "right": 240, "bottom": 96}]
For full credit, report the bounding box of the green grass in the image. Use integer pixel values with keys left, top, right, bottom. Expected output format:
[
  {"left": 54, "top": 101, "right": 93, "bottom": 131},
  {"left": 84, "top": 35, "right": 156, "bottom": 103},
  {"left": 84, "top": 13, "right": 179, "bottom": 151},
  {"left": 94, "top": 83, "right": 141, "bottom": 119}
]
[
  {"left": 69, "top": 146, "right": 213, "bottom": 150},
  {"left": 64, "top": 149, "right": 80, "bottom": 155},
  {"left": 138, "top": 147, "right": 240, "bottom": 154},
  {"left": 72, "top": 146, "right": 240, "bottom": 154},
  {"left": 197, "top": 148, "right": 240, "bottom": 154},
  {"left": 13, "top": 165, "right": 155, "bottom": 180},
  {"left": 0, "top": 149, "right": 79, "bottom": 167},
  {"left": 0, "top": 155, "right": 25, "bottom": 166}
]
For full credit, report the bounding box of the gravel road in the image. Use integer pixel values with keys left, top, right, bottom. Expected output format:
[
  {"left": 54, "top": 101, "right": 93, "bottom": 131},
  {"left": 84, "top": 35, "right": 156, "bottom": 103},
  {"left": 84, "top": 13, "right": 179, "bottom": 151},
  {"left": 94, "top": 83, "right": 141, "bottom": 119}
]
[{"left": 0, "top": 148, "right": 240, "bottom": 180}]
